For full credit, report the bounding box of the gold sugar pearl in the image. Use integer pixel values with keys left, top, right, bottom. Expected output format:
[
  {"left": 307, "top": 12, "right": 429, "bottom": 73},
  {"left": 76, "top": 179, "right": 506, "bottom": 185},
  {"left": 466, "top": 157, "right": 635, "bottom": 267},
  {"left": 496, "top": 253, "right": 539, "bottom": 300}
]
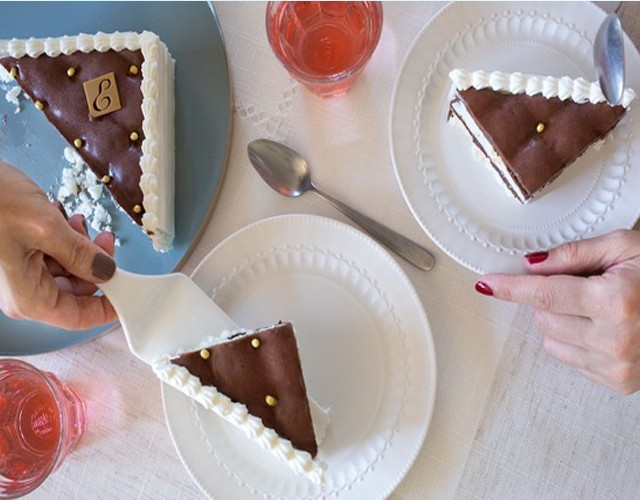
[
  {"left": 133, "top": 204, "right": 143, "bottom": 214},
  {"left": 251, "top": 338, "right": 261, "bottom": 349},
  {"left": 265, "top": 395, "right": 278, "bottom": 407},
  {"left": 536, "top": 122, "right": 545, "bottom": 133},
  {"left": 128, "top": 65, "right": 139, "bottom": 76},
  {"left": 66, "top": 67, "right": 76, "bottom": 78},
  {"left": 9, "top": 67, "right": 17, "bottom": 78},
  {"left": 101, "top": 175, "right": 111, "bottom": 184},
  {"left": 34, "top": 100, "right": 45, "bottom": 111},
  {"left": 73, "top": 138, "right": 83, "bottom": 148},
  {"left": 129, "top": 131, "right": 139, "bottom": 142},
  {"left": 199, "top": 349, "right": 210, "bottom": 360}
]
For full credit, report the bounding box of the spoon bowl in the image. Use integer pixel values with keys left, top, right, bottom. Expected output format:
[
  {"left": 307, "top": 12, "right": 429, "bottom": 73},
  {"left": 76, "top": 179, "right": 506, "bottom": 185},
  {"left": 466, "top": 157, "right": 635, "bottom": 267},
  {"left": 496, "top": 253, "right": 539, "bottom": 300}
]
[
  {"left": 248, "top": 140, "right": 312, "bottom": 197},
  {"left": 594, "top": 12, "right": 625, "bottom": 105},
  {"left": 248, "top": 139, "right": 436, "bottom": 271}
]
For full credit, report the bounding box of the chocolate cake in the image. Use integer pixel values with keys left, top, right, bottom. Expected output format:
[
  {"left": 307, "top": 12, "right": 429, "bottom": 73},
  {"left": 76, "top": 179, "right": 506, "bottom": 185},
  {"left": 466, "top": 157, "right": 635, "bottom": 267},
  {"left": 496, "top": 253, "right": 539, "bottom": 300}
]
[
  {"left": 0, "top": 32, "right": 175, "bottom": 251},
  {"left": 171, "top": 321, "right": 318, "bottom": 457},
  {"left": 152, "top": 321, "right": 325, "bottom": 482},
  {"left": 448, "top": 69, "right": 636, "bottom": 203}
]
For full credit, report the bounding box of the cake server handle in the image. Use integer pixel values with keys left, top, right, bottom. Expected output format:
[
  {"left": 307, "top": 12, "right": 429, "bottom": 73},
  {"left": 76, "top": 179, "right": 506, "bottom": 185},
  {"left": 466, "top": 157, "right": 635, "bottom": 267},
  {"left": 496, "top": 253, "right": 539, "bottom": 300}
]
[{"left": 310, "top": 184, "right": 436, "bottom": 271}]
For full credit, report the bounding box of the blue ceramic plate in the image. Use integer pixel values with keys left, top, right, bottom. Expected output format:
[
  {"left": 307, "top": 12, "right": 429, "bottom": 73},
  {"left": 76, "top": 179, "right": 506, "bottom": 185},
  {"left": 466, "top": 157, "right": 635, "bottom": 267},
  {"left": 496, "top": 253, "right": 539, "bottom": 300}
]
[{"left": 0, "top": 1, "right": 232, "bottom": 354}]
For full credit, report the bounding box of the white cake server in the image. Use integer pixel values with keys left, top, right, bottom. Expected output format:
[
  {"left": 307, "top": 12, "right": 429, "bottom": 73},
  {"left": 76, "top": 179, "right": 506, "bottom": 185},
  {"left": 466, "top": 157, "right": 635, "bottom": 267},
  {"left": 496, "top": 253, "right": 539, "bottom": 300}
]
[{"left": 98, "top": 268, "right": 238, "bottom": 364}]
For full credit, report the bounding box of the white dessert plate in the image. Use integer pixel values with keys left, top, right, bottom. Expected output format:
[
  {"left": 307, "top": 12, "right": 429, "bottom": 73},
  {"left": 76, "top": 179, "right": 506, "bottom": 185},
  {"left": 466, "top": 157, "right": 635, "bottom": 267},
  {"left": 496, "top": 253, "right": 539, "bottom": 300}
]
[
  {"left": 391, "top": 1, "right": 640, "bottom": 274},
  {"left": 161, "top": 214, "right": 437, "bottom": 499}
]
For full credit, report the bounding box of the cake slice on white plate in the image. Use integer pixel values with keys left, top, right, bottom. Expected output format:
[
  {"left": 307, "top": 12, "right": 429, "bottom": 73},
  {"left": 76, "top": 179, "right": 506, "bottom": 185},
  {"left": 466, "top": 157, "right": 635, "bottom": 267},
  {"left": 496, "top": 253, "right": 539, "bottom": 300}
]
[
  {"left": 153, "top": 321, "right": 328, "bottom": 484},
  {"left": 448, "top": 68, "right": 636, "bottom": 203},
  {"left": 0, "top": 31, "right": 175, "bottom": 251}
]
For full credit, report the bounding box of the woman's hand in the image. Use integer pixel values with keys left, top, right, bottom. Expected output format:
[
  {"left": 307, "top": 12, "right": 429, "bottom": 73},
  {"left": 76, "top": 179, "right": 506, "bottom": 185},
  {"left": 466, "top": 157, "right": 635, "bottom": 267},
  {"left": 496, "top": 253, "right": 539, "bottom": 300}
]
[
  {"left": 475, "top": 229, "right": 640, "bottom": 395},
  {"left": 0, "top": 161, "right": 117, "bottom": 329}
]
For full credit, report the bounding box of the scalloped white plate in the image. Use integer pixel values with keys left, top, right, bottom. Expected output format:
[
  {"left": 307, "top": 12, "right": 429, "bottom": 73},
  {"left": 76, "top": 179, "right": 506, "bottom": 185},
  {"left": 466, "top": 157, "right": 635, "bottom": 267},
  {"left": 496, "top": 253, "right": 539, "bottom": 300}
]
[
  {"left": 161, "top": 214, "right": 436, "bottom": 499},
  {"left": 391, "top": 1, "right": 640, "bottom": 274}
]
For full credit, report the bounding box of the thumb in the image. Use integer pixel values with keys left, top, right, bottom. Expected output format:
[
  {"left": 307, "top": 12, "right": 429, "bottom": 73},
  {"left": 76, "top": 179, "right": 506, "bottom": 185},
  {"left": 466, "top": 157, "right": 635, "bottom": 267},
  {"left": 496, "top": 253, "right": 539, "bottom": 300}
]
[
  {"left": 42, "top": 222, "right": 116, "bottom": 283},
  {"left": 524, "top": 229, "right": 640, "bottom": 276}
]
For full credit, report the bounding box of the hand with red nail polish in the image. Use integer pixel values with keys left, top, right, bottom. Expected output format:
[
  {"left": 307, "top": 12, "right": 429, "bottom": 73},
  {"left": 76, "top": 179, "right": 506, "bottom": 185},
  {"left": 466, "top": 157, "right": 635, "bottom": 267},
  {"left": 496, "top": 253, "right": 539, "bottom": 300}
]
[
  {"left": 475, "top": 230, "right": 640, "bottom": 395},
  {"left": 0, "top": 161, "right": 118, "bottom": 330}
]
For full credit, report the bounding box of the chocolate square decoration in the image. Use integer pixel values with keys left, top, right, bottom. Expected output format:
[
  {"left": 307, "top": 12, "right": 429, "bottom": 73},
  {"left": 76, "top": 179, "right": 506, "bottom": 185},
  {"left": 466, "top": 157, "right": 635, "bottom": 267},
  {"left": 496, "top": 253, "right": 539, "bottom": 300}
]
[{"left": 83, "top": 71, "right": 122, "bottom": 118}]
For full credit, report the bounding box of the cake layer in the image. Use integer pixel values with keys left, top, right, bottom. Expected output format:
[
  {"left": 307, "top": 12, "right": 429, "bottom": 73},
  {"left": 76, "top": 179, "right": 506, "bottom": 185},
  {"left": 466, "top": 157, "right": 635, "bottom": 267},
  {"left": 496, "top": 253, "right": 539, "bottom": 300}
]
[
  {"left": 0, "top": 32, "right": 175, "bottom": 251},
  {"left": 448, "top": 69, "right": 635, "bottom": 203}
]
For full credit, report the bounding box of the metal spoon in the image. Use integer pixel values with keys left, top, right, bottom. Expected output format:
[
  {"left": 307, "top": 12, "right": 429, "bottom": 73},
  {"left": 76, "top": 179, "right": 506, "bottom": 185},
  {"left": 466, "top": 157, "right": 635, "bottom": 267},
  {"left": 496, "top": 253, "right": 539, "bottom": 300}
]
[
  {"left": 594, "top": 11, "right": 625, "bottom": 105},
  {"left": 248, "top": 138, "right": 436, "bottom": 271}
]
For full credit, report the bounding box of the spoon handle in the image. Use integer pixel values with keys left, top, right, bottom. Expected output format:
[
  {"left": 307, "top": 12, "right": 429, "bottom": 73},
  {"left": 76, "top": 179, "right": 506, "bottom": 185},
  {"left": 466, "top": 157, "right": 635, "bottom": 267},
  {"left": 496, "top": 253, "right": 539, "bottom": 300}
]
[{"left": 312, "top": 185, "right": 435, "bottom": 271}]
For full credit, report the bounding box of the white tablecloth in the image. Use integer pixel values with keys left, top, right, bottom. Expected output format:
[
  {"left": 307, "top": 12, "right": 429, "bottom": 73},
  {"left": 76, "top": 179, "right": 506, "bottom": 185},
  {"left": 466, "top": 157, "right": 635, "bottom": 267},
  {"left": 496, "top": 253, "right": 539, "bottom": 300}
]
[{"left": 12, "top": 2, "right": 640, "bottom": 499}]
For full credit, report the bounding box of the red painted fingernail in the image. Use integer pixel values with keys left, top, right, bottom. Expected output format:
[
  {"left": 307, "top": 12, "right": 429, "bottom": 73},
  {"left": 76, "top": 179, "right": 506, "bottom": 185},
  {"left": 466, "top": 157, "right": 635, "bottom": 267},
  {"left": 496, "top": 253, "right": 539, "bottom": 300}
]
[
  {"left": 475, "top": 281, "right": 493, "bottom": 296},
  {"left": 525, "top": 251, "right": 549, "bottom": 265}
]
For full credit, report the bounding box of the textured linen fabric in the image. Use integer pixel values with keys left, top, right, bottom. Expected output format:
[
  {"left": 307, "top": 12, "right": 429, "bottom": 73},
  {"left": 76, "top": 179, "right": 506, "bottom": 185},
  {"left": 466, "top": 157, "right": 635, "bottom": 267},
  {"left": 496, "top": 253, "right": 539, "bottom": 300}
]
[{"left": 4, "top": 2, "right": 638, "bottom": 499}]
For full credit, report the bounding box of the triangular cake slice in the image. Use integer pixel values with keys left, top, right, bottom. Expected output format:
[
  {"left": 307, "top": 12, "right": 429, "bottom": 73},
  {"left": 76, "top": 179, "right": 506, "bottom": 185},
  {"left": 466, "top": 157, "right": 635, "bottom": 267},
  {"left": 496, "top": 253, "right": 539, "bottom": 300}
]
[
  {"left": 448, "top": 69, "right": 636, "bottom": 203},
  {"left": 153, "top": 321, "right": 324, "bottom": 483},
  {"left": 0, "top": 32, "right": 174, "bottom": 251}
]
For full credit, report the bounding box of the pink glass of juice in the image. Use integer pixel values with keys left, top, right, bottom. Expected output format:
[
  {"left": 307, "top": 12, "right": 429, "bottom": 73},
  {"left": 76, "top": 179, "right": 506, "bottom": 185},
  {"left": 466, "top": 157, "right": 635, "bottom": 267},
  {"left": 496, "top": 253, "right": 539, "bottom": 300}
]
[
  {"left": 0, "top": 359, "right": 85, "bottom": 498},
  {"left": 266, "top": 1, "right": 383, "bottom": 98}
]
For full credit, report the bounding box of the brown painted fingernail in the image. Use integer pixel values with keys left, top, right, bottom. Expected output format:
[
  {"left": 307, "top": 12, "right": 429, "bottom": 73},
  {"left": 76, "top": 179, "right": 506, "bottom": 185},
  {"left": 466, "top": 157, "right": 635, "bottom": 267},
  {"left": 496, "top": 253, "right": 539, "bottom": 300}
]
[
  {"left": 475, "top": 281, "right": 493, "bottom": 296},
  {"left": 525, "top": 251, "right": 549, "bottom": 265},
  {"left": 92, "top": 253, "right": 116, "bottom": 280}
]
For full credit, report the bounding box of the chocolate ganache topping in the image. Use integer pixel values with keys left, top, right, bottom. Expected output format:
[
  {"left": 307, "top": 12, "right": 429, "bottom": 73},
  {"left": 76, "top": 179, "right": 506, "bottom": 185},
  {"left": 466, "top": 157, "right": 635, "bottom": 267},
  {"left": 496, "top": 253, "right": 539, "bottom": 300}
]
[
  {"left": 455, "top": 87, "right": 627, "bottom": 198},
  {"left": 0, "top": 50, "right": 146, "bottom": 225},
  {"left": 172, "top": 322, "right": 318, "bottom": 457}
]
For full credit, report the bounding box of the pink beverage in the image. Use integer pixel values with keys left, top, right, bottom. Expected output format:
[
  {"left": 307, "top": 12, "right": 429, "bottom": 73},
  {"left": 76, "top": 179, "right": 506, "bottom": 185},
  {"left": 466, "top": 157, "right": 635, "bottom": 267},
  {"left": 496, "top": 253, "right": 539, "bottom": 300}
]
[
  {"left": 266, "top": 2, "right": 383, "bottom": 98},
  {"left": 0, "top": 360, "right": 85, "bottom": 498}
]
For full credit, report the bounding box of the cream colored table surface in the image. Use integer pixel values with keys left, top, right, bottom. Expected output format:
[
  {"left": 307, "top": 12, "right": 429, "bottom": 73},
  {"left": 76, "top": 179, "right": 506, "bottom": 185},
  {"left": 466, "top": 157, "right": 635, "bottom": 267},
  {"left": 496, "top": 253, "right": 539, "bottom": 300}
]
[{"left": 14, "top": 2, "right": 640, "bottom": 499}]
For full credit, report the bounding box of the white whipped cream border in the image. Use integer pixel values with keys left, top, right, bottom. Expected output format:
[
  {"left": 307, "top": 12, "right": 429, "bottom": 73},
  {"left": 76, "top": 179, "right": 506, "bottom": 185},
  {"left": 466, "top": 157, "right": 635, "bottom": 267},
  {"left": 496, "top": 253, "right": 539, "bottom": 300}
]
[
  {"left": 152, "top": 330, "right": 325, "bottom": 484},
  {"left": 0, "top": 32, "right": 175, "bottom": 252},
  {"left": 450, "top": 68, "right": 636, "bottom": 108}
]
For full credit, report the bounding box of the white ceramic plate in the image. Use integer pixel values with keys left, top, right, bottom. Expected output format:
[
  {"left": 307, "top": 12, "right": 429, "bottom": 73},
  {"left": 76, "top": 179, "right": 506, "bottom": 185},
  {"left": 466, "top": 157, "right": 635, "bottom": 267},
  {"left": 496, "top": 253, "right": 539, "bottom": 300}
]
[
  {"left": 391, "top": 1, "right": 640, "bottom": 274},
  {"left": 161, "top": 214, "right": 436, "bottom": 499}
]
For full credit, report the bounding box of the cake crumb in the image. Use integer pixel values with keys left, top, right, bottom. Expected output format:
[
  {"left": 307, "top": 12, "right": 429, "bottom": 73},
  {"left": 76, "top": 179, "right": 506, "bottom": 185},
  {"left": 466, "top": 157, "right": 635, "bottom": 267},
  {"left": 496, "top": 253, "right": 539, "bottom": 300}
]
[
  {"left": 0, "top": 66, "right": 22, "bottom": 114},
  {"left": 54, "top": 146, "right": 117, "bottom": 235},
  {"left": 0, "top": 64, "right": 13, "bottom": 84},
  {"left": 5, "top": 86, "right": 22, "bottom": 114}
]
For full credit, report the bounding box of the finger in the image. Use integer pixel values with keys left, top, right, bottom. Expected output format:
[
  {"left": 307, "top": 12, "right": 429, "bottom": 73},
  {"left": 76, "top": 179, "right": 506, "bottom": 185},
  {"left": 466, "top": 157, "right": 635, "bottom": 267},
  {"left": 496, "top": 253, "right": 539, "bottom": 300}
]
[
  {"left": 542, "top": 336, "right": 591, "bottom": 371},
  {"left": 44, "top": 215, "right": 88, "bottom": 277},
  {"left": 43, "top": 293, "right": 118, "bottom": 330},
  {"left": 94, "top": 231, "right": 115, "bottom": 257},
  {"left": 35, "top": 272, "right": 117, "bottom": 329},
  {"left": 44, "top": 257, "right": 67, "bottom": 277},
  {"left": 44, "top": 221, "right": 110, "bottom": 276},
  {"left": 525, "top": 230, "right": 640, "bottom": 276},
  {"left": 48, "top": 232, "right": 115, "bottom": 296},
  {"left": 476, "top": 274, "right": 600, "bottom": 317},
  {"left": 533, "top": 310, "right": 595, "bottom": 348},
  {"left": 40, "top": 220, "right": 116, "bottom": 284},
  {"left": 54, "top": 275, "right": 99, "bottom": 296},
  {"left": 19, "top": 264, "right": 117, "bottom": 329},
  {"left": 67, "top": 214, "right": 88, "bottom": 237}
]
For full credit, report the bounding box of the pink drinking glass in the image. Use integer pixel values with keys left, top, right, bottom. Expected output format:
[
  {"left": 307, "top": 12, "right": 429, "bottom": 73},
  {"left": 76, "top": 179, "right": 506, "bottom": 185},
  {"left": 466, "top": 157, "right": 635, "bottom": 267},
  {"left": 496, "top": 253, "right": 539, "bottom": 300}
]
[
  {"left": 0, "top": 359, "right": 86, "bottom": 498},
  {"left": 266, "top": 1, "right": 383, "bottom": 98}
]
